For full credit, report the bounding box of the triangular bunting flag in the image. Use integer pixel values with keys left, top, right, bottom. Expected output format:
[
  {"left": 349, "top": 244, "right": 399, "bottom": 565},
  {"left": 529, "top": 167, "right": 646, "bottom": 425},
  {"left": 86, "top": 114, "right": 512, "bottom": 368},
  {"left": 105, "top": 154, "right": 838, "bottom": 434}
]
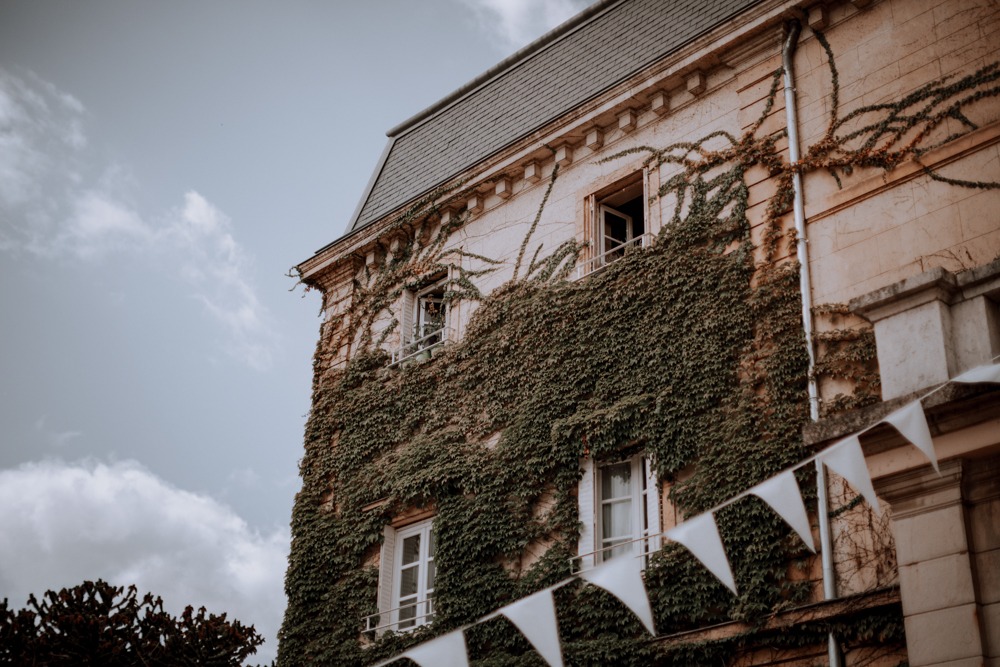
[
  {"left": 500, "top": 588, "right": 564, "bottom": 667},
  {"left": 579, "top": 555, "right": 656, "bottom": 635},
  {"left": 749, "top": 471, "right": 816, "bottom": 552},
  {"left": 953, "top": 362, "right": 1000, "bottom": 384},
  {"left": 666, "top": 513, "right": 737, "bottom": 595},
  {"left": 819, "top": 435, "right": 881, "bottom": 515},
  {"left": 882, "top": 401, "right": 938, "bottom": 472},
  {"left": 400, "top": 630, "right": 469, "bottom": 667}
]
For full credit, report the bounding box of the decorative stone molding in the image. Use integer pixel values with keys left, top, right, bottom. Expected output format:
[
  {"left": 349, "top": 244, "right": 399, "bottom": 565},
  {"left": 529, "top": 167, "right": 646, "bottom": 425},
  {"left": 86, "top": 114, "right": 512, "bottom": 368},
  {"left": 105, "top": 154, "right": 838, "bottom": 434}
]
[
  {"left": 875, "top": 460, "right": 964, "bottom": 520},
  {"left": 466, "top": 194, "right": 483, "bottom": 215},
  {"left": 554, "top": 144, "right": 574, "bottom": 167},
  {"left": 617, "top": 109, "right": 637, "bottom": 133},
  {"left": 650, "top": 91, "right": 670, "bottom": 116},
  {"left": 807, "top": 5, "right": 828, "bottom": 30},
  {"left": 851, "top": 260, "right": 1000, "bottom": 400},
  {"left": 494, "top": 177, "right": 513, "bottom": 200},
  {"left": 523, "top": 160, "right": 541, "bottom": 184},
  {"left": 585, "top": 128, "right": 604, "bottom": 150},
  {"left": 687, "top": 70, "right": 707, "bottom": 96}
]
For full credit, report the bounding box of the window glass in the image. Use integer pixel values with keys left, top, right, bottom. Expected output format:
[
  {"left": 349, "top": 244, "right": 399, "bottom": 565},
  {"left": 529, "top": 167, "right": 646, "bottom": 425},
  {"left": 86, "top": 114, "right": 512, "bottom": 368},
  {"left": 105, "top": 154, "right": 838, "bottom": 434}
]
[
  {"left": 601, "top": 462, "right": 631, "bottom": 499},
  {"left": 597, "top": 456, "right": 658, "bottom": 563},
  {"left": 391, "top": 520, "right": 436, "bottom": 631},
  {"left": 401, "top": 534, "right": 421, "bottom": 565}
]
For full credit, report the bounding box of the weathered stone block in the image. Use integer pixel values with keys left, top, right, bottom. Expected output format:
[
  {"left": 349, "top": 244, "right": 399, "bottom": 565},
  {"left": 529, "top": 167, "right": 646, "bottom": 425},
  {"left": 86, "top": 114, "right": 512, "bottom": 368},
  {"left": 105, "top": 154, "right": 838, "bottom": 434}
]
[
  {"left": 904, "top": 603, "right": 984, "bottom": 666},
  {"left": 983, "top": 602, "right": 1000, "bottom": 659},
  {"left": 897, "top": 553, "right": 977, "bottom": 616},
  {"left": 977, "top": 549, "right": 1000, "bottom": 606}
]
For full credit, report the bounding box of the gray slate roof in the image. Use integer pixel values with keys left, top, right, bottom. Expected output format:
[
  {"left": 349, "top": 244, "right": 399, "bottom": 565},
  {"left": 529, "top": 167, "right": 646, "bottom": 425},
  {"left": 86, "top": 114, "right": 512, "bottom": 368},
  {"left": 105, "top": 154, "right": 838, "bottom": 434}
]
[{"left": 350, "top": 0, "right": 761, "bottom": 233}]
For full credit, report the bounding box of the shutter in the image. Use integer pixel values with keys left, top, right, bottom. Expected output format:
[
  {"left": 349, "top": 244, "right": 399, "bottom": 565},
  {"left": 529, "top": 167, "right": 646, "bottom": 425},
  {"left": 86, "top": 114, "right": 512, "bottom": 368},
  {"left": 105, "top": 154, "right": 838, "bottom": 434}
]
[
  {"left": 588, "top": 194, "right": 598, "bottom": 257},
  {"left": 644, "top": 457, "right": 661, "bottom": 552},
  {"left": 400, "top": 290, "right": 415, "bottom": 347},
  {"left": 376, "top": 525, "right": 396, "bottom": 632},
  {"left": 578, "top": 457, "right": 596, "bottom": 570}
]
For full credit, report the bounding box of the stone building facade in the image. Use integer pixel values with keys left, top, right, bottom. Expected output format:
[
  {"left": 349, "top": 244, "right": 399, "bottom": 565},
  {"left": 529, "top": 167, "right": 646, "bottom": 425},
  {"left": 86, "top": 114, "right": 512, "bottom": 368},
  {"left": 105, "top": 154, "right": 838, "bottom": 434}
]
[{"left": 281, "top": 0, "right": 1000, "bottom": 665}]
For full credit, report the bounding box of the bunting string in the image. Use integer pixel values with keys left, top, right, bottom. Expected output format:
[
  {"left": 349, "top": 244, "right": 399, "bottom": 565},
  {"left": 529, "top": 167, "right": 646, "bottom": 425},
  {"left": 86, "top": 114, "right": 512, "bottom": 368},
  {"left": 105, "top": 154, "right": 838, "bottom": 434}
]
[{"left": 371, "top": 362, "right": 1000, "bottom": 666}]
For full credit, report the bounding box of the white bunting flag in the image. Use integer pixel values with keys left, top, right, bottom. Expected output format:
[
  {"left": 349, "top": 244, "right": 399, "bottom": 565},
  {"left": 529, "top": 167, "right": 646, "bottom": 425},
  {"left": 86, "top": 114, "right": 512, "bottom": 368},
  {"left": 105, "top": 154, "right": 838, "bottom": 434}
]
[
  {"left": 954, "top": 362, "right": 1000, "bottom": 385},
  {"left": 500, "top": 588, "right": 564, "bottom": 667},
  {"left": 666, "top": 513, "right": 737, "bottom": 595},
  {"left": 882, "top": 401, "right": 937, "bottom": 472},
  {"left": 400, "top": 630, "right": 469, "bottom": 667},
  {"left": 819, "top": 435, "right": 881, "bottom": 515},
  {"left": 579, "top": 555, "right": 656, "bottom": 635},
  {"left": 749, "top": 471, "right": 816, "bottom": 552}
]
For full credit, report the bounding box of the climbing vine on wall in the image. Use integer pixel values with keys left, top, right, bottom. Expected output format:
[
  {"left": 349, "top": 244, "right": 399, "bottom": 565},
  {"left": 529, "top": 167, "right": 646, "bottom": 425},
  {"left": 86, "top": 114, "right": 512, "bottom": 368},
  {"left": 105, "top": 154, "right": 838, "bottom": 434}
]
[{"left": 279, "top": 25, "right": 1000, "bottom": 667}]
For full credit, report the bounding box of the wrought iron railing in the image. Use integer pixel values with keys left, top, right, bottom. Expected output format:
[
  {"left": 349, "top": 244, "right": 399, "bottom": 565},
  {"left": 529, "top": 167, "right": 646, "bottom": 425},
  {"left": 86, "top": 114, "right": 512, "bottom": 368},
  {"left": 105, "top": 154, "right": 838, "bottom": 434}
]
[
  {"left": 575, "top": 233, "right": 654, "bottom": 279},
  {"left": 389, "top": 326, "right": 450, "bottom": 367}
]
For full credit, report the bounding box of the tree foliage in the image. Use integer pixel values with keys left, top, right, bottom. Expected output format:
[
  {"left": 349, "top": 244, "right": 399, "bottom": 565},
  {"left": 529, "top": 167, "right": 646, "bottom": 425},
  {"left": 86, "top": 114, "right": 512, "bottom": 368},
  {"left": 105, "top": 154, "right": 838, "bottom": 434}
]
[{"left": 0, "top": 579, "right": 265, "bottom": 667}]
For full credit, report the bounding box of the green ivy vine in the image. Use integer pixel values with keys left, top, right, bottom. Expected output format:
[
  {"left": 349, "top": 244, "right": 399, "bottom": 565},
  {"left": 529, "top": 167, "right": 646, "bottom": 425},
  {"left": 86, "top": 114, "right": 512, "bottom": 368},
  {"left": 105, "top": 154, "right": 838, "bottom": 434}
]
[{"left": 279, "top": 26, "right": 1000, "bottom": 666}]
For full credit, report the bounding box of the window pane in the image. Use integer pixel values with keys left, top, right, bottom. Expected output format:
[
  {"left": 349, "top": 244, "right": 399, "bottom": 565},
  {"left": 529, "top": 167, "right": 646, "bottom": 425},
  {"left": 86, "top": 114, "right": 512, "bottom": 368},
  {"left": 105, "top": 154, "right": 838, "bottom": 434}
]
[
  {"left": 401, "top": 534, "right": 421, "bottom": 565},
  {"left": 398, "top": 600, "right": 416, "bottom": 629},
  {"left": 606, "top": 541, "right": 631, "bottom": 561},
  {"left": 399, "top": 565, "right": 418, "bottom": 597},
  {"left": 426, "top": 558, "right": 436, "bottom": 589},
  {"left": 604, "top": 211, "right": 629, "bottom": 243},
  {"left": 601, "top": 462, "right": 631, "bottom": 499},
  {"left": 603, "top": 499, "right": 632, "bottom": 540},
  {"left": 428, "top": 530, "right": 436, "bottom": 558}
]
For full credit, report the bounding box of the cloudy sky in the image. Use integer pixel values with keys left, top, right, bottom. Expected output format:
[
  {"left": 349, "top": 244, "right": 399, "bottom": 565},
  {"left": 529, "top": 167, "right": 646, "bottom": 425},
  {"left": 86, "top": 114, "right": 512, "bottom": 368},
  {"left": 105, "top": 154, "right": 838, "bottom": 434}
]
[{"left": 0, "top": 0, "right": 587, "bottom": 662}]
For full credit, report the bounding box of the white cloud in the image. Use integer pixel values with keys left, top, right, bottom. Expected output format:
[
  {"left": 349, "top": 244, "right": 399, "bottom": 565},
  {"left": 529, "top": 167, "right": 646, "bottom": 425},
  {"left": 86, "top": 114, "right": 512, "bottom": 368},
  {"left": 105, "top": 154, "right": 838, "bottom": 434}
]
[
  {"left": 457, "top": 0, "right": 590, "bottom": 51},
  {"left": 0, "top": 459, "right": 288, "bottom": 665},
  {"left": 168, "top": 191, "right": 276, "bottom": 370},
  {"left": 0, "top": 68, "right": 275, "bottom": 370}
]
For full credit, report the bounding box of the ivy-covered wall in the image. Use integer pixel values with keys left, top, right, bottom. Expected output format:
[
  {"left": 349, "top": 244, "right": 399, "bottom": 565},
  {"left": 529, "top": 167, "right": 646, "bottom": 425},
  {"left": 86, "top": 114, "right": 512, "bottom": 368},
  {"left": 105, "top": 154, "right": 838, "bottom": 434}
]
[{"left": 279, "top": 2, "right": 1000, "bottom": 664}]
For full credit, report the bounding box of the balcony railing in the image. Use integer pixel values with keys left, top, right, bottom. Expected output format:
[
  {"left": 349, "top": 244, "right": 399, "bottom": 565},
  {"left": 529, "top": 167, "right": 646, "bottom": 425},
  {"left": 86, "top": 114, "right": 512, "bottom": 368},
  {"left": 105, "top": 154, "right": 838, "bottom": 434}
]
[
  {"left": 389, "top": 326, "right": 450, "bottom": 367},
  {"left": 363, "top": 598, "right": 434, "bottom": 633},
  {"left": 575, "top": 232, "right": 654, "bottom": 279},
  {"left": 569, "top": 532, "right": 662, "bottom": 574}
]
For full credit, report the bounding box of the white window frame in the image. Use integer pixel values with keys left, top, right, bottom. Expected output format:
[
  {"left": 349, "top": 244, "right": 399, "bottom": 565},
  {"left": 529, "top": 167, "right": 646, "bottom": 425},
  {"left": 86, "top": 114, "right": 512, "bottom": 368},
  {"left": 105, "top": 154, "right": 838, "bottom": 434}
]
[
  {"left": 599, "top": 204, "right": 635, "bottom": 258},
  {"left": 577, "top": 454, "right": 660, "bottom": 570},
  {"left": 414, "top": 281, "right": 448, "bottom": 344},
  {"left": 373, "top": 518, "right": 436, "bottom": 633}
]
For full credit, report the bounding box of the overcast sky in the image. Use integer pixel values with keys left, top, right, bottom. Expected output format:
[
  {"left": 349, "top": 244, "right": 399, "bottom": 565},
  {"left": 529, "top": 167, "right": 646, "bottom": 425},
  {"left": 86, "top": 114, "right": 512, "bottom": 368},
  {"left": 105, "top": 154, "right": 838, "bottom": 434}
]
[{"left": 0, "top": 0, "right": 587, "bottom": 662}]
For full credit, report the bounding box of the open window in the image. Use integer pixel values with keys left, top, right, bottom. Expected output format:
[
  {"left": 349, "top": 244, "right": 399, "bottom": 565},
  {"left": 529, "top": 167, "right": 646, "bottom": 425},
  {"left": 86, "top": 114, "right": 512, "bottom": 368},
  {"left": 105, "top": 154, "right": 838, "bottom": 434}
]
[
  {"left": 414, "top": 281, "right": 447, "bottom": 349},
  {"left": 371, "top": 518, "right": 437, "bottom": 633},
  {"left": 391, "top": 275, "right": 450, "bottom": 366},
  {"left": 579, "top": 172, "right": 651, "bottom": 277},
  {"left": 578, "top": 454, "right": 660, "bottom": 570}
]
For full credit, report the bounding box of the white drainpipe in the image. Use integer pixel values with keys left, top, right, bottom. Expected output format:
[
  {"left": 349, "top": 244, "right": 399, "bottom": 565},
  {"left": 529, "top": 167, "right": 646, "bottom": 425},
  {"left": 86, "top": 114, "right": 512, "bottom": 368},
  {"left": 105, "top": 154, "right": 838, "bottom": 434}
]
[{"left": 782, "top": 20, "right": 842, "bottom": 667}]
